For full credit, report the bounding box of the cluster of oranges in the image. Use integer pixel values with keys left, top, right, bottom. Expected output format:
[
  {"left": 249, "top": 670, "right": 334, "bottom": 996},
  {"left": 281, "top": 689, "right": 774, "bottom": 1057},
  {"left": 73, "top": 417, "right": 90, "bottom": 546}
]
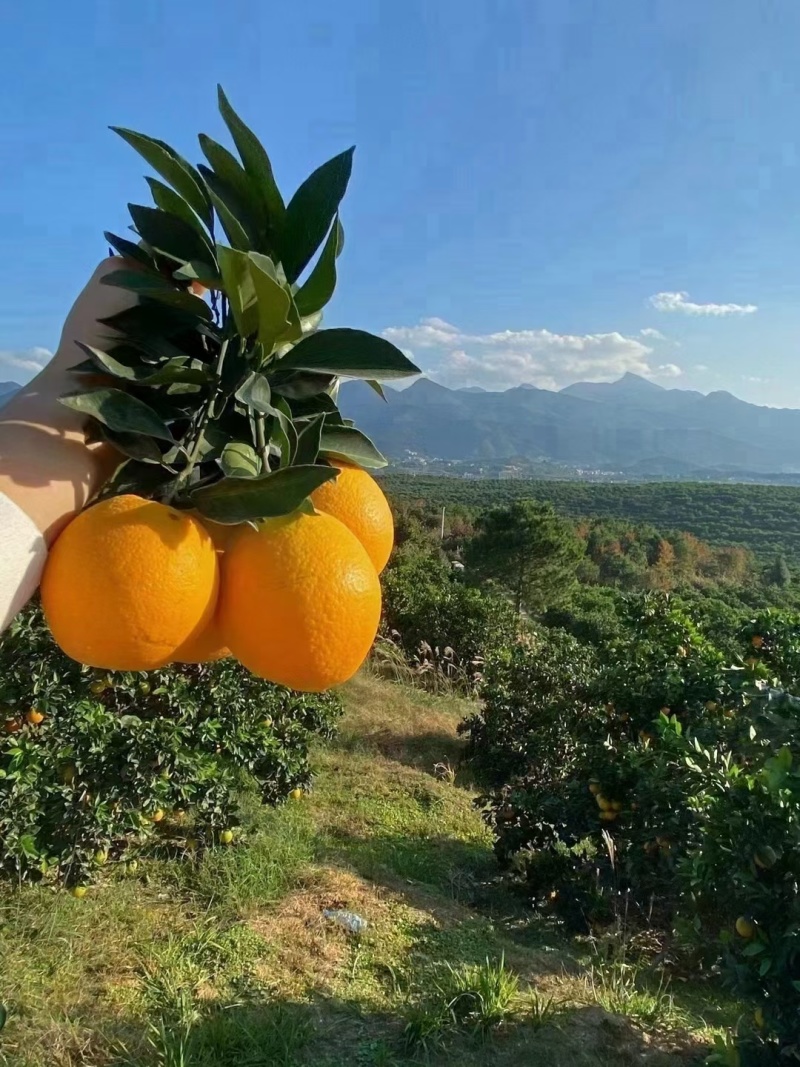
[{"left": 41, "top": 460, "right": 393, "bottom": 692}]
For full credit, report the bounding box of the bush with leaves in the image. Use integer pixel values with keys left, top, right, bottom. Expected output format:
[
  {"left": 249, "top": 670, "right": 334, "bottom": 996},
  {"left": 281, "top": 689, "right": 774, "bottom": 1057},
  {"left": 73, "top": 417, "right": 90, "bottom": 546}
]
[
  {"left": 382, "top": 540, "right": 517, "bottom": 686},
  {"left": 0, "top": 606, "right": 341, "bottom": 888}
]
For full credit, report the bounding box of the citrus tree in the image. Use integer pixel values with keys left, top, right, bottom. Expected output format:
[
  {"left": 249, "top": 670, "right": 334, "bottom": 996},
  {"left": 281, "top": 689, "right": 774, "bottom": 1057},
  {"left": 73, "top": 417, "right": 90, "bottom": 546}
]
[{"left": 39, "top": 87, "right": 419, "bottom": 690}]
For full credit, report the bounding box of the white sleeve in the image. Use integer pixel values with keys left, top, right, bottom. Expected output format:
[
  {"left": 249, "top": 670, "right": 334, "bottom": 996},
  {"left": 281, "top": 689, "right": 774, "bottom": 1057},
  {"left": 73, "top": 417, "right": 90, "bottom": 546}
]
[{"left": 0, "top": 493, "right": 47, "bottom": 633}]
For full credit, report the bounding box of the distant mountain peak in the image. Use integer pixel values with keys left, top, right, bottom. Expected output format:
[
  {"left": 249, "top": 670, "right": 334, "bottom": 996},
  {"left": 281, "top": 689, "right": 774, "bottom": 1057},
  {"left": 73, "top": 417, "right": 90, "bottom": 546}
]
[{"left": 616, "top": 371, "right": 666, "bottom": 391}]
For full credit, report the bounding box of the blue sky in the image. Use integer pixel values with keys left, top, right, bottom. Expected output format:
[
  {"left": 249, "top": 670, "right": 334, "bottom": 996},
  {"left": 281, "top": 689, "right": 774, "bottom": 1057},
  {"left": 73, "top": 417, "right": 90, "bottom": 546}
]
[{"left": 2, "top": 0, "right": 800, "bottom": 405}]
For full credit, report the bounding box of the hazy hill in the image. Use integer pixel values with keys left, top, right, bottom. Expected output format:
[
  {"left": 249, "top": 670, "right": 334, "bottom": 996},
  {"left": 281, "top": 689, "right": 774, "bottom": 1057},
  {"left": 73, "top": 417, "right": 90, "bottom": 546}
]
[{"left": 340, "top": 373, "right": 800, "bottom": 476}]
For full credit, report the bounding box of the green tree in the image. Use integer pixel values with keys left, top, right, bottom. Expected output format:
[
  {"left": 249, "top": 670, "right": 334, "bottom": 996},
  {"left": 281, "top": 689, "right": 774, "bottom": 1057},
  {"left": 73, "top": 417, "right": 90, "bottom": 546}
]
[
  {"left": 464, "top": 501, "right": 582, "bottom": 613},
  {"left": 768, "top": 553, "right": 792, "bottom": 588}
]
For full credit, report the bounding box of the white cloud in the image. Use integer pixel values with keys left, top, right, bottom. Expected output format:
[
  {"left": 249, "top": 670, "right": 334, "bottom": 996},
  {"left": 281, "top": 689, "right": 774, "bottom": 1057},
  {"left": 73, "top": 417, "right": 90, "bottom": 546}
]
[
  {"left": 381, "top": 318, "right": 683, "bottom": 391},
  {"left": 0, "top": 347, "right": 52, "bottom": 377},
  {"left": 693, "top": 363, "right": 710, "bottom": 373},
  {"left": 742, "top": 375, "right": 770, "bottom": 384},
  {"left": 655, "top": 363, "right": 682, "bottom": 378},
  {"left": 640, "top": 327, "right": 666, "bottom": 340},
  {"left": 649, "top": 291, "right": 757, "bottom": 316}
]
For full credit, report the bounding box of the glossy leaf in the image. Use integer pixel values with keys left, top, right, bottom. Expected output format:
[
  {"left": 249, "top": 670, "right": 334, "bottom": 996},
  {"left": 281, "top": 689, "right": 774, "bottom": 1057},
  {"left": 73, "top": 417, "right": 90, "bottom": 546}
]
[
  {"left": 145, "top": 177, "right": 210, "bottom": 238},
  {"left": 98, "top": 426, "right": 165, "bottom": 464},
  {"left": 247, "top": 253, "right": 292, "bottom": 346},
  {"left": 128, "top": 204, "right": 216, "bottom": 268},
  {"left": 281, "top": 148, "right": 354, "bottom": 283},
  {"left": 235, "top": 372, "right": 273, "bottom": 415},
  {"left": 173, "top": 260, "right": 223, "bottom": 287},
  {"left": 366, "top": 379, "right": 387, "bottom": 401},
  {"left": 217, "top": 86, "right": 285, "bottom": 231},
  {"left": 293, "top": 413, "right": 325, "bottom": 466},
  {"left": 198, "top": 165, "right": 255, "bottom": 251},
  {"left": 60, "top": 388, "right": 174, "bottom": 442},
  {"left": 100, "top": 300, "right": 209, "bottom": 340},
  {"left": 220, "top": 441, "right": 261, "bottom": 477},
  {"left": 271, "top": 371, "right": 335, "bottom": 399},
  {"left": 319, "top": 424, "right": 387, "bottom": 468},
  {"left": 100, "top": 271, "right": 213, "bottom": 318},
  {"left": 199, "top": 134, "right": 266, "bottom": 231},
  {"left": 294, "top": 215, "right": 344, "bottom": 316},
  {"left": 191, "top": 464, "right": 337, "bottom": 523},
  {"left": 104, "top": 231, "right": 155, "bottom": 267},
  {"left": 278, "top": 327, "right": 420, "bottom": 379},
  {"left": 111, "top": 127, "right": 212, "bottom": 226},
  {"left": 217, "top": 245, "right": 258, "bottom": 336}
]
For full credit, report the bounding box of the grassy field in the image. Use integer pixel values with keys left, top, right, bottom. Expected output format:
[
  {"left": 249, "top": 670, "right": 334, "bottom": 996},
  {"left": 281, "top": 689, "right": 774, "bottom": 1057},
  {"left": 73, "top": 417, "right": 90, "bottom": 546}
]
[
  {"left": 0, "top": 674, "right": 738, "bottom": 1066},
  {"left": 382, "top": 474, "right": 800, "bottom": 563}
]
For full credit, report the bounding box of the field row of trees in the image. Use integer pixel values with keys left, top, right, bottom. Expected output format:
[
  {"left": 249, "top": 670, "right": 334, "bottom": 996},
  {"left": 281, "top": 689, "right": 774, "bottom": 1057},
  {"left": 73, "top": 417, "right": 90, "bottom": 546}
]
[
  {"left": 383, "top": 474, "right": 800, "bottom": 566},
  {"left": 379, "top": 488, "right": 800, "bottom": 1064}
]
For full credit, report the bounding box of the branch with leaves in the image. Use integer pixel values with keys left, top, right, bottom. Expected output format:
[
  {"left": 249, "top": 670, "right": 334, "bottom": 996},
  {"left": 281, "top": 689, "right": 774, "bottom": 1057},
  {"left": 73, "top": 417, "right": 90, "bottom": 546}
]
[{"left": 64, "top": 86, "right": 419, "bottom": 523}]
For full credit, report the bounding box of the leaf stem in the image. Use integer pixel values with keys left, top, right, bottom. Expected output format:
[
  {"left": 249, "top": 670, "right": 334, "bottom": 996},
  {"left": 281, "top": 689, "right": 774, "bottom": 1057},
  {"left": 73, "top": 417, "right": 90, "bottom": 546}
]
[
  {"left": 255, "top": 414, "right": 269, "bottom": 469},
  {"left": 172, "top": 338, "right": 229, "bottom": 498}
]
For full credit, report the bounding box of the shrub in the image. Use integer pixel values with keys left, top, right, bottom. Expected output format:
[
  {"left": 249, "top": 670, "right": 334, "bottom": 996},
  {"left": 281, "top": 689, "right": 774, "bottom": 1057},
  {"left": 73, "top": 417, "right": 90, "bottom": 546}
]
[
  {"left": 0, "top": 605, "right": 341, "bottom": 888},
  {"left": 382, "top": 543, "right": 517, "bottom": 684}
]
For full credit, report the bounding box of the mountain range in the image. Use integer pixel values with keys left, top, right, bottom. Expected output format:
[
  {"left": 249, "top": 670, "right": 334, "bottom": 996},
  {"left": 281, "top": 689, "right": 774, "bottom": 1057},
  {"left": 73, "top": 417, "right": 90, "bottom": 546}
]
[
  {"left": 339, "top": 373, "right": 800, "bottom": 477},
  {"left": 3, "top": 373, "right": 800, "bottom": 478}
]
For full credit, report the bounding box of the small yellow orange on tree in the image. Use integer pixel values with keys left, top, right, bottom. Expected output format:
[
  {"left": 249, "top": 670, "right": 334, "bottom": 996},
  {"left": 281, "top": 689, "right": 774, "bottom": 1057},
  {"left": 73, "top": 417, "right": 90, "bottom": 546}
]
[
  {"left": 751, "top": 635, "right": 764, "bottom": 649},
  {"left": 600, "top": 810, "right": 618, "bottom": 822},
  {"left": 220, "top": 829, "right": 234, "bottom": 844},
  {"left": 150, "top": 809, "right": 165, "bottom": 824},
  {"left": 588, "top": 782, "right": 600, "bottom": 795},
  {"left": 25, "top": 709, "right": 44, "bottom": 725},
  {"left": 41, "top": 496, "right": 218, "bottom": 671},
  {"left": 3, "top": 718, "right": 20, "bottom": 734},
  {"left": 735, "top": 916, "right": 756, "bottom": 939},
  {"left": 219, "top": 511, "right": 382, "bottom": 692},
  {"left": 310, "top": 459, "right": 394, "bottom": 573},
  {"left": 69, "top": 886, "right": 88, "bottom": 899},
  {"left": 289, "top": 787, "right": 304, "bottom": 801}
]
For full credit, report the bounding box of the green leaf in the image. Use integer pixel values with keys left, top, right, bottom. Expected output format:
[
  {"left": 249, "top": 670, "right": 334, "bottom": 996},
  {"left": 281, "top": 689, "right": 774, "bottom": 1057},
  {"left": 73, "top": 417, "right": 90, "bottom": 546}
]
[
  {"left": 0, "top": 1003, "right": 6, "bottom": 1032},
  {"left": 97, "top": 425, "right": 166, "bottom": 464},
  {"left": 366, "top": 379, "right": 387, "bottom": 401},
  {"left": 173, "top": 261, "right": 223, "bottom": 287},
  {"left": 101, "top": 299, "right": 213, "bottom": 340},
  {"left": 198, "top": 165, "right": 254, "bottom": 251},
  {"left": 60, "top": 388, "right": 174, "bottom": 442},
  {"left": 145, "top": 177, "right": 211, "bottom": 239},
  {"left": 100, "top": 271, "right": 213, "bottom": 318},
  {"left": 128, "top": 204, "right": 216, "bottom": 268},
  {"left": 104, "top": 231, "right": 155, "bottom": 267},
  {"left": 192, "top": 464, "right": 337, "bottom": 523},
  {"left": 278, "top": 328, "right": 420, "bottom": 379},
  {"left": 294, "top": 413, "right": 325, "bottom": 466},
  {"left": 217, "top": 86, "right": 285, "bottom": 233},
  {"left": 319, "top": 424, "right": 387, "bottom": 468},
  {"left": 220, "top": 441, "right": 261, "bottom": 477},
  {"left": 294, "top": 215, "right": 344, "bottom": 316},
  {"left": 281, "top": 148, "right": 354, "bottom": 283},
  {"left": 217, "top": 245, "right": 258, "bottom": 336},
  {"left": 111, "top": 127, "right": 212, "bottom": 227},
  {"left": 247, "top": 253, "right": 292, "bottom": 346},
  {"left": 271, "top": 371, "right": 335, "bottom": 399},
  {"left": 199, "top": 133, "right": 266, "bottom": 231},
  {"left": 235, "top": 372, "right": 273, "bottom": 414}
]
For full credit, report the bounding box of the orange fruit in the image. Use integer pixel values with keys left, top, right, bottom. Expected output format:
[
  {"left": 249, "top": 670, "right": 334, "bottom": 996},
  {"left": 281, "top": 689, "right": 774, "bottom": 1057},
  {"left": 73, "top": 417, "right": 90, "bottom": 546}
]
[
  {"left": 41, "top": 495, "right": 218, "bottom": 671},
  {"left": 174, "top": 623, "right": 230, "bottom": 664},
  {"left": 310, "top": 460, "right": 394, "bottom": 573},
  {"left": 219, "top": 510, "right": 381, "bottom": 692},
  {"left": 174, "top": 517, "right": 235, "bottom": 664},
  {"left": 25, "top": 709, "right": 45, "bottom": 725},
  {"left": 3, "top": 719, "right": 20, "bottom": 734},
  {"left": 735, "top": 916, "right": 756, "bottom": 939}
]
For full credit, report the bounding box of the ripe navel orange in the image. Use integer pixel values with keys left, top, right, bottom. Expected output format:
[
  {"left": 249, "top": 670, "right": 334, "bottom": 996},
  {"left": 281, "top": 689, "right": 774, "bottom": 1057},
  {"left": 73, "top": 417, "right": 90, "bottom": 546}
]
[
  {"left": 174, "top": 517, "right": 235, "bottom": 663},
  {"left": 219, "top": 510, "right": 381, "bottom": 691},
  {"left": 41, "top": 495, "right": 218, "bottom": 671},
  {"left": 310, "top": 460, "right": 394, "bottom": 573}
]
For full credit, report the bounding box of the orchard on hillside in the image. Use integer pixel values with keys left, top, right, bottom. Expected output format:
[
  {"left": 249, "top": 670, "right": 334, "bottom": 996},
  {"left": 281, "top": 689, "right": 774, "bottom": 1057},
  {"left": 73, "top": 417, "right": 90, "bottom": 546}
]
[{"left": 40, "top": 87, "right": 419, "bottom": 690}]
